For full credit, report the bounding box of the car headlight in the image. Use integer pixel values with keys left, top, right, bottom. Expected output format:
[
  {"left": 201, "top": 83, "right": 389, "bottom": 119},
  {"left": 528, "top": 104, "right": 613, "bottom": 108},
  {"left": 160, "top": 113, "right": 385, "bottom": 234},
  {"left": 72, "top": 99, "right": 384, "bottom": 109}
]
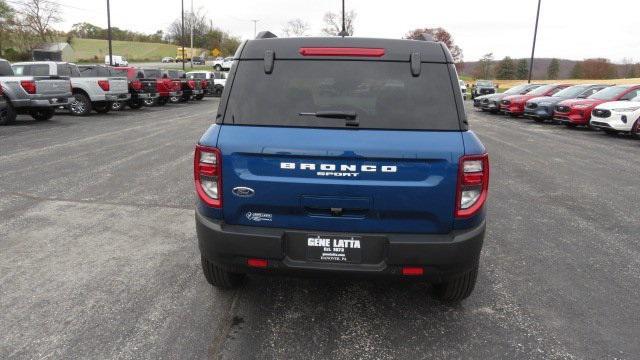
[
  {"left": 573, "top": 104, "right": 590, "bottom": 109},
  {"left": 612, "top": 107, "right": 640, "bottom": 112}
]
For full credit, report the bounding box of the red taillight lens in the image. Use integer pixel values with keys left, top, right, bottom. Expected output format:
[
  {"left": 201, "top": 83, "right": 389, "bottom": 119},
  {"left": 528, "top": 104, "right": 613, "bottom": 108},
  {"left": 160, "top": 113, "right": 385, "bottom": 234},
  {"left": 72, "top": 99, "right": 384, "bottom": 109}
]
[
  {"left": 98, "top": 80, "right": 110, "bottom": 91},
  {"left": 299, "top": 47, "right": 385, "bottom": 57},
  {"left": 401, "top": 266, "right": 424, "bottom": 276},
  {"left": 202, "top": 80, "right": 208, "bottom": 88},
  {"left": 187, "top": 79, "right": 196, "bottom": 89},
  {"left": 455, "top": 154, "right": 489, "bottom": 218},
  {"left": 20, "top": 80, "right": 36, "bottom": 94},
  {"left": 131, "top": 80, "right": 142, "bottom": 91},
  {"left": 247, "top": 258, "right": 268, "bottom": 268},
  {"left": 173, "top": 80, "right": 181, "bottom": 91},
  {"left": 194, "top": 145, "right": 222, "bottom": 208}
]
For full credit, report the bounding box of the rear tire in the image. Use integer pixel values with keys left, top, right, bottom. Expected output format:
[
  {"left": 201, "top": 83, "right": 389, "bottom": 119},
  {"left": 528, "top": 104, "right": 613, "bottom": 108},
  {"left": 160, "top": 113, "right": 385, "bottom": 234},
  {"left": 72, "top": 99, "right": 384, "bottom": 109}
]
[
  {"left": 201, "top": 256, "right": 245, "bottom": 289},
  {"left": 433, "top": 261, "right": 479, "bottom": 303},
  {"left": 214, "top": 64, "right": 222, "bottom": 71},
  {"left": 30, "top": 108, "right": 55, "bottom": 121},
  {"left": 213, "top": 85, "right": 224, "bottom": 97},
  {"left": 0, "top": 100, "right": 17, "bottom": 125},
  {"left": 169, "top": 96, "right": 181, "bottom": 104},
  {"left": 69, "top": 93, "right": 92, "bottom": 116},
  {"left": 143, "top": 98, "right": 156, "bottom": 107},
  {"left": 93, "top": 102, "right": 111, "bottom": 114},
  {"left": 128, "top": 99, "right": 142, "bottom": 109}
]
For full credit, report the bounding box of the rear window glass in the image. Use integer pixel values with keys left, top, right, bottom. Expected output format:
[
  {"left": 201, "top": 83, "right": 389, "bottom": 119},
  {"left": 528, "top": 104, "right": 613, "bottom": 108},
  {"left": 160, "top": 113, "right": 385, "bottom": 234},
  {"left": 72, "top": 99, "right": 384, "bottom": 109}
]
[
  {"left": 188, "top": 73, "right": 206, "bottom": 79},
  {"left": 143, "top": 69, "right": 161, "bottom": 78},
  {"left": 12, "top": 64, "right": 49, "bottom": 76},
  {"left": 224, "top": 60, "right": 460, "bottom": 130}
]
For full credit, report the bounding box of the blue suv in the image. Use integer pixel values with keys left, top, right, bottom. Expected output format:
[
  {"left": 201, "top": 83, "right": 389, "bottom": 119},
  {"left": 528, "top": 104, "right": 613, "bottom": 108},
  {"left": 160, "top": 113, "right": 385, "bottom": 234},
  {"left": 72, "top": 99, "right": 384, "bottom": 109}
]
[{"left": 195, "top": 34, "right": 489, "bottom": 302}]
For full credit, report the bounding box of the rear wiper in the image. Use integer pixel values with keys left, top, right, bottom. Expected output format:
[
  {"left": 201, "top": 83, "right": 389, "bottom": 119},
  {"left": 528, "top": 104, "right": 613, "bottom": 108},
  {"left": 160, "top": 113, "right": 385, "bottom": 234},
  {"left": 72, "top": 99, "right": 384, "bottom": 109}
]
[{"left": 299, "top": 111, "right": 358, "bottom": 127}]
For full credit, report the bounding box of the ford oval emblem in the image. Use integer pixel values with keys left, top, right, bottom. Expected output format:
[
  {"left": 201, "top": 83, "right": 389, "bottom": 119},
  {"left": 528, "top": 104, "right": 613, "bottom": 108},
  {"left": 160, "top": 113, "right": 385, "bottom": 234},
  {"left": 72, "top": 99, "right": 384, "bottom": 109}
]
[{"left": 232, "top": 187, "right": 255, "bottom": 197}]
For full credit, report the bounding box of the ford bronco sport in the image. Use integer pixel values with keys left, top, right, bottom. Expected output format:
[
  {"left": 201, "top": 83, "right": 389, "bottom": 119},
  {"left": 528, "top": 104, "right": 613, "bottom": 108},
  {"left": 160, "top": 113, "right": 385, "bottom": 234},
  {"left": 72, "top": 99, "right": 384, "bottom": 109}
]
[{"left": 195, "top": 35, "right": 489, "bottom": 302}]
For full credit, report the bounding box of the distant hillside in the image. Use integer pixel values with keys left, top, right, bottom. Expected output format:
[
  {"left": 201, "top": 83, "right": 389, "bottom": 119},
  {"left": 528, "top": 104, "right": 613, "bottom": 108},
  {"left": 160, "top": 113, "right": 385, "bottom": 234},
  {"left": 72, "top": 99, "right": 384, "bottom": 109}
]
[
  {"left": 68, "top": 38, "right": 205, "bottom": 63},
  {"left": 460, "top": 58, "right": 629, "bottom": 80}
]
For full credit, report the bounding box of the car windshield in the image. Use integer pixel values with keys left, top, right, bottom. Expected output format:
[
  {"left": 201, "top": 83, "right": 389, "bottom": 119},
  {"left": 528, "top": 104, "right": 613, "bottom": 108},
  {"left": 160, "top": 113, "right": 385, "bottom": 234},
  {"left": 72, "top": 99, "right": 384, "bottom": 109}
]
[
  {"left": 504, "top": 84, "right": 534, "bottom": 94},
  {"left": 588, "top": 86, "right": 629, "bottom": 100},
  {"left": 476, "top": 80, "right": 492, "bottom": 86},
  {"left": 526, "top": 84, "right": 556, "bottom": 96},
  {"left": 553, "top": 85, "right": 591, "bottom": 98},
  {"left": 224, "top": 60, "right": 460, "bottom": 130}
]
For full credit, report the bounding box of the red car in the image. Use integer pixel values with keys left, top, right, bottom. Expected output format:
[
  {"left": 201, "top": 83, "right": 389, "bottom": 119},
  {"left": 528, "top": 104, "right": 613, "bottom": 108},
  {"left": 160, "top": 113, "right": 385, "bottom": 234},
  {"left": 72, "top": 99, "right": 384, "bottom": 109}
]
[
  {"left": 500, "top": 84, "right": 571, "bottom": 117},
  {"left": 554, "top": 85, "right": 640, "bottom": 127}
]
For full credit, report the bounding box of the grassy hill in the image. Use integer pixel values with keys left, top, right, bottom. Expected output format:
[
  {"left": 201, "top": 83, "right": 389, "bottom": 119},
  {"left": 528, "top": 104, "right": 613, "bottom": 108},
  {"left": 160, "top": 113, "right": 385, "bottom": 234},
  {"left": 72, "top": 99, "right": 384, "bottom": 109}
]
[{"left": 68, "top": 38, "right": 205, "bottom": 63}]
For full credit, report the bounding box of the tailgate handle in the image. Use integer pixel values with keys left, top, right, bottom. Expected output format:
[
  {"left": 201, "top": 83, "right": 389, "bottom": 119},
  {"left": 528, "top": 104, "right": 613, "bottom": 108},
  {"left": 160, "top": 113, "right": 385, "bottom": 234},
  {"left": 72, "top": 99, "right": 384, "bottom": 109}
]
[{"left": 301, "top": 196, "right": 370, "bottom": 218}]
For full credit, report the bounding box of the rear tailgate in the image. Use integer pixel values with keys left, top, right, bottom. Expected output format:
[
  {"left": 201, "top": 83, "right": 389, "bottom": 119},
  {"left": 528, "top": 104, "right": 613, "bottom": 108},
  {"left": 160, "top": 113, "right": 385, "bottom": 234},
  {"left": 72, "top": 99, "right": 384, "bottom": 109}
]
[
  {"left": 218, "top": 126, "right": 463, "bottom": 234},
  {"left": 140, "top": 79, "right": 156, "bottom": 93},
  {"left": 34, "top": 76, "right": 70, "bottom": 95},
  {"left": 107, "top": 78, "right": 128, "bottom": 94}
]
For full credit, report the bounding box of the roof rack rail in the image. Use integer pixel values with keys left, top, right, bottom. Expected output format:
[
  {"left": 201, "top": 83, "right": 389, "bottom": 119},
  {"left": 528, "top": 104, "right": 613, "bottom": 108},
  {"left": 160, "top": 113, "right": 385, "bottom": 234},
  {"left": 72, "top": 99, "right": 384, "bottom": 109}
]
[{"left": 255, "top": 31, "right": 277, "bottom": 40}]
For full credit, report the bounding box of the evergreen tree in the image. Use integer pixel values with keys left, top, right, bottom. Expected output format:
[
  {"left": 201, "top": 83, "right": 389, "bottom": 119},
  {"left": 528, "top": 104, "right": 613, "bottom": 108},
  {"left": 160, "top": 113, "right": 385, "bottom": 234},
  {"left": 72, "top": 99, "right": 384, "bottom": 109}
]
[
  {"left": 547, "top": 58, "right": 560, "bottom": 79},
  {"left": 515, "top": 59, "right": 529, "bottom": 79},
  {"left": 494, "top": 56, "right": 516, "bottom": 80}
]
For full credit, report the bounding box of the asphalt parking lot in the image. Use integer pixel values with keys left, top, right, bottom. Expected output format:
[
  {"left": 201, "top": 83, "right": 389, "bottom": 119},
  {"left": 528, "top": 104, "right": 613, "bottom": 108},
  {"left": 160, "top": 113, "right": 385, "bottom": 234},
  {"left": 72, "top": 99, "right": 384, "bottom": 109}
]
[{"left": 1, "top": 99, "right": 638, "bottom": 359}]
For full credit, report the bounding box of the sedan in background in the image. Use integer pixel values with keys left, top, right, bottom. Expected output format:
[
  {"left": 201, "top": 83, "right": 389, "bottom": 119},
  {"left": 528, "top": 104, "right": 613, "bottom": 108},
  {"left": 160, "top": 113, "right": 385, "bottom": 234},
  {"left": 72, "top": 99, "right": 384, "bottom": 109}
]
[
  {"left": 554, "top": 85, "right": 640, "bottom": 127},
  {"left": 500, "top": 83, "right": 571, "bottom": 117},
  {"left": 524, "top": 84, "right": 610, "bottom": 122}
]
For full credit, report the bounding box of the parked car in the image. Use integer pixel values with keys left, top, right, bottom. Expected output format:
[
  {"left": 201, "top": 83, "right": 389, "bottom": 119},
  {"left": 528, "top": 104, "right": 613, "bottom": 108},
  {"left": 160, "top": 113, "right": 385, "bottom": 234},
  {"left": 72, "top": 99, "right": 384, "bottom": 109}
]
[
  {"left": 162, "top": 69, "right": 203, "bottom": 102},
  {"left": 186, "top": 71, "right": 226, "bottom": 97},
  {"left": 590, "top": 95, "right": 640, "bottom": 138},
  {"left": 140, "top": 68, "right": 182, "bottom": 106},
  {"left": 524, "top": 84, "right": 610, "bottom": 122},
  {"left": 500, "top": 83, "right": 570, "bottom": 117},
  {"left": 554, "top": 85, "right": 640, "bottom": 127},
  {"left": 0, "top": 58, "right": 72, "bottom": 125},
  {"left": 474, "top": 83, "right": 541, "bottom": 113},
  {"left": 192, "top": 56, "right": 206, "bottom": 65},
  {"left": 13, "top": 61, "right": 130, "bottom": 116},
  {"left": 110, "top": 66, "right": 159, "bottom": 110},
  {"left": 471, "top": 80, "right": 496, "bottom": 99},
  {"left": 195, "top": 35, "right": 489, "bottom": 302},
  {"left": 161, "top": 57, "right": 175, "bottom": 63},
  {"left": 459, "top": 80, "right": 467, "bottom": 100},
  {"left": 104, "top": 55, "right": 128, "bottom": 66},
  {"left": 212, "top": 57, "right": 234, "bottom": 71}
]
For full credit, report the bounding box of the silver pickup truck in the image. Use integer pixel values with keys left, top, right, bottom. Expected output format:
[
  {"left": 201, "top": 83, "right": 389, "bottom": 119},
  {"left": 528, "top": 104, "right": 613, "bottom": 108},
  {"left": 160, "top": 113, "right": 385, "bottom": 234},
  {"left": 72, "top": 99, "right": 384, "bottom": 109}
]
[
  {"left": 0, "top": 59, "right": 72, "bottom": 125},
  {"left": 12, "top": 61, "right": 129, "bottom": 116}
]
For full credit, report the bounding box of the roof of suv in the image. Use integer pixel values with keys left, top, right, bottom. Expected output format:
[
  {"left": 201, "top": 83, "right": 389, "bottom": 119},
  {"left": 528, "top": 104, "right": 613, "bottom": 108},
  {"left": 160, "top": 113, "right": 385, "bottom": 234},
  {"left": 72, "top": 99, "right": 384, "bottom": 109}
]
[{"left": 238, "top": 37, "right": 454, "bottom": 63}]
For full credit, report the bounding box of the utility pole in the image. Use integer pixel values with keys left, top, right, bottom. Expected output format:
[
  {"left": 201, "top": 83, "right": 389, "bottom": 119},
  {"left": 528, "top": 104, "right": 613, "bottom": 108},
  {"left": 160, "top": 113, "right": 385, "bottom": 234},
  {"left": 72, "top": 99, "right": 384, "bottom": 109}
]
[
  {"left": 190, "top": 0, "right": 194, "bottom": 68},
  {"left": 107, "top": 0, "right": 113, "bottom": 66},
  {"left": 251, "top": 19, "right": 259, "bottom": 38},
  {"left": 338, "top": 0, "right": 348, "bottom": 37},
  {"left": 528, "top": 0, "right": 542, "bottom": 83},
  {"left": 181, "top": 0, "right": 185, "bottom": 70}
]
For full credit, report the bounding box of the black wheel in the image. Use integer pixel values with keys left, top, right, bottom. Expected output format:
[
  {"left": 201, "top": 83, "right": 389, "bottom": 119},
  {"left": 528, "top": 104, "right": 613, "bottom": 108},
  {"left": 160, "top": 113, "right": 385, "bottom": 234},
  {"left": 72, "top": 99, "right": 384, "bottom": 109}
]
[
  {"left": 433, "top": 261, "right": 479, "bottom": 302},
  {"left": 214, "top": 64, "right": 222, "bottom": 71},
  {"left": 195, "top": 94, "right": 205, "bottom": 100},
  {"left": 93, "top": 102, "right": 111, "bottom": 114},
  {"left": 201, "top": 256, "right": 245, "bottom": 289},
  {"left": 111, "top": 101, "right": 124, "bottom": 111},
  {"left": 30, "top": 108, "right": 55, "bottom": 121},
  {"left": 128, "top": 99, "right": 143, "bottom": 109},
  {"left": 632, "top": 120, "right": 640, "bottom": 139},
  {"left": 69, "top": 93, "right": 92, "bottom": 116},
  {"left": 0, "top": 100, "right": 17, "bottom": 125},
  {"left": 213, "top": 85, "right": 224, "bottom": 97},
  {"left": 143, "top": 98, "right": 156, "bottom": 107},
  {"left": 169, "top": 96, "right": 181, "bottom": 104}
]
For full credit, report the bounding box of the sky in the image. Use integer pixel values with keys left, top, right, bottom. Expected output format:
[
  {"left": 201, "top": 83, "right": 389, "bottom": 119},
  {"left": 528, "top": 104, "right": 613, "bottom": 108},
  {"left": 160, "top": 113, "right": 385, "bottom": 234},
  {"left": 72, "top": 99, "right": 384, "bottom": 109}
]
[{"left": 51, "top": 0, "right": 640, "bottom": 63}]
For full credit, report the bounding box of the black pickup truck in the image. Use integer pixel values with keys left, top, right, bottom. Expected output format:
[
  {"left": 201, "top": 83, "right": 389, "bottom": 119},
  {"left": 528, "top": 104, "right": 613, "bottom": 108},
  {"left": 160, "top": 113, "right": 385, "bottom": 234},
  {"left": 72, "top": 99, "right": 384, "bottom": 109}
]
[{"left": 162, "top": 69, "right": 203, "bottom": 103}]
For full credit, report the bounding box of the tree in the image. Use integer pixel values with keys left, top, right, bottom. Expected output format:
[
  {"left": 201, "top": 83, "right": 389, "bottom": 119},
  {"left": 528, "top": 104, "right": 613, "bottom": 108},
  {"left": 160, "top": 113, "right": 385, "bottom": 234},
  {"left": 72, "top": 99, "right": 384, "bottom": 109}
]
[
  {"left": 580, "top": 58, "right": 617, "bottom": 79},
  {"left": 18, "top": 0, "right": 61, "bottom": 42},
  {"left": 321, "top": 11, "right": 355, "bottom": 36},
  {"left": 472, "top": 53, "right": 494, "bottom": 79},
  {"left": 282, "top": 18, "right": 309, "bottom": 37},
  {"left": 405, "top": 27, "right": 463, "bottom": 68},
  {"left": 621, "top": 58, "right": 637, "bottom": 78},
  {"left": 570, "top": 62, "right": 582, "bottom": 79},
  {"left": 547, "top": 58, "right": 560, "bottom": 79},
  {"left": 494, "top": 56, "right": 515, "bottom": 80},
  {"left": 515, "top": 59, "right": 528, "bottom": 79},
  {"left": 0, "top": 0, "right": 16, "bottom": 55}
]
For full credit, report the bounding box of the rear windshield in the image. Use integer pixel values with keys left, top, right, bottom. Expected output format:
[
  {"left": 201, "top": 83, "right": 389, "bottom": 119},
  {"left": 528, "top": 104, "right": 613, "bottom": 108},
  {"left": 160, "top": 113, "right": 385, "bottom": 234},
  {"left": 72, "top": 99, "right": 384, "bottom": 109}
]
[
  {"left": 12, "top": 64, "right": 50, "bottom": 76},
  {"left": 143, "top": 69, "right": 161, "bottom": 78},
  {"left": 223, "top": 60, "right": 460, "bottom": 130}
]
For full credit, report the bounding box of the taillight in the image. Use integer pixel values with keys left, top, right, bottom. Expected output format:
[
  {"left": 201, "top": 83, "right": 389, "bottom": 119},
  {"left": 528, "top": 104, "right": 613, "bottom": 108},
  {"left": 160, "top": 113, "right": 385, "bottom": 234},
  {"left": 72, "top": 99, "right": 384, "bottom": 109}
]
[
  {"left": 173, "top": 80, "right": 181, "bottom": 90},
  {"left": 201, "top": 80, "right": 208, "bottom": 88},
  {"left": 194, "top": 145, "right": 222, "bottom": 208},
  {"left": 98, "top": 80, "right": 110, "bottom": 91},
  {"left": 20, "top": 80, "right": 37, "bottom": 94},
  {"left": 187, "top": 80, "right": 196, "bottom": 89},
  {"left": 455, "top": 154, "right": 489, "bottom": 218},
  {"left": 131, "top": 80, "right": 142, "bottom": 91}
]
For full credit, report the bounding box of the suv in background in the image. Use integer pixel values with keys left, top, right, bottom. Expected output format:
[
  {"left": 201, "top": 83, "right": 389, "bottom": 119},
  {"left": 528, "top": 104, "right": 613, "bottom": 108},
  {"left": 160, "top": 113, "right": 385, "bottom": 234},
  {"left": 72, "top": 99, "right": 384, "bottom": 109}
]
[
  {"left": 195, "top": 35, "right": 489, "bottom": 302},
  {"left": 524, "top": 84, "right": 609, "bottom": 122},
  {"left": 554, "top": 85, "right": 640, "bottom": 127},
  {"left": 591, "top": 94, "right": 640, "bottom": 137},
  {"left": 471, "top": 80, "right": 496, "bottom": 99},
  {"left": 474, "top": 83, "right": 541, "bottom": 113},
  {"left": 500, "top": 83, "right": 570, "bottom": 117},
  {"left": 212, "top": 57, "right": 234, "bottom": 71}
]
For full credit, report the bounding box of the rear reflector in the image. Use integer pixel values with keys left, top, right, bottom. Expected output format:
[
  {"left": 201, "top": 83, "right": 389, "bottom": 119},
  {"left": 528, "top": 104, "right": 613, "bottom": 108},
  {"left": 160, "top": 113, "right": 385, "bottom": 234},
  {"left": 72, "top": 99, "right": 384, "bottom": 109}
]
[
  {"left": 299, "top": 47, "right": 385, "bottom": 57},
  {"left": 402, "top": 267, "right": 424, "bottom": 276},
  {"left": 247, "top": 258, "right": 268, "bottom": 268}
]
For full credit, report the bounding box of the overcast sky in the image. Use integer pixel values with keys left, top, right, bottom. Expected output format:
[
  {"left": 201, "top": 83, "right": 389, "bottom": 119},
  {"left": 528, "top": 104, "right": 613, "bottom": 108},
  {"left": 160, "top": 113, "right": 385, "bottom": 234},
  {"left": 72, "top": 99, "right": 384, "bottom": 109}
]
[{"left": 54, "top": 0, "right": 639, "bottom": 62}]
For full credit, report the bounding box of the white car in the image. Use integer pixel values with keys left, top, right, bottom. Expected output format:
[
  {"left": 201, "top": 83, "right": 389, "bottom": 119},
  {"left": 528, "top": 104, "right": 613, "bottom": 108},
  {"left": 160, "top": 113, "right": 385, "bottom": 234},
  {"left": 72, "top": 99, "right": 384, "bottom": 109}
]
[
  {"left": 161, "top": 57, "right": 175, "bottom": 63},
  {"left": 212, "top": 57, "right": 234, "bottom": 71},
  {"left": 459, "top": 80, "right": 467, "bottom": 100},
  {"left": 104, "top": 55, "right": 128, "bottom": 66},
  {"left": 590, "top": 95, "right": 640, "bottom": 138},
  {"left": 186, "top": 70, "right": 227, "bottom": 97}
]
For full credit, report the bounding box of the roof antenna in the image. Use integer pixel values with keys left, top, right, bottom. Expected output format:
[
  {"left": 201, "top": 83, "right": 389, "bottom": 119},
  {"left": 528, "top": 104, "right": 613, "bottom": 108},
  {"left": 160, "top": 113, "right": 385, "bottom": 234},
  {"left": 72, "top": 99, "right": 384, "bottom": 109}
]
[{"left": 338, "top": 0, "right": 349, "bottom": 37}]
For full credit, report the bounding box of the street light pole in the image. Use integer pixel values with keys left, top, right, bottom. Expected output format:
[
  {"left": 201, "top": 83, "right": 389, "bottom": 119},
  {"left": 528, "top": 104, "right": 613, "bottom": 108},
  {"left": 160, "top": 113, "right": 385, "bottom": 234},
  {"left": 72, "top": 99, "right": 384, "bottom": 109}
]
[
  {"left": 338, "top": 0, "right": 349, "bottom": 37},
  {"left": 251, "top": 19, "right": 259, "bottom": 38},
  {"left": 107, "top": 0, "right": 113, "bottom": 66},
  {"left": 528, "top": 0, "right": 542, "bottom": 83},
  {"left": 181, "top": 0, "right": 185, "bottom": 70},
  {"left": 190, "top": 0, "right": 193, "bottom": 68}
]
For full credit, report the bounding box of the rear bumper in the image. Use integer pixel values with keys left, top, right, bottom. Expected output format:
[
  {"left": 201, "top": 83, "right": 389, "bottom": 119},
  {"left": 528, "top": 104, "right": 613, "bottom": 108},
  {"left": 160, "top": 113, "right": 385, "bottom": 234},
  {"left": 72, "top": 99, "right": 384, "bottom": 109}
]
[
  {"left": 196, "top": 210, "right": 485, "bottom": 282},
  {"left": 105, "top": 93, "right": 131, "bottom": 102},
  {"left": 11, "top": 96, "right": 71, "bottom": 108}
]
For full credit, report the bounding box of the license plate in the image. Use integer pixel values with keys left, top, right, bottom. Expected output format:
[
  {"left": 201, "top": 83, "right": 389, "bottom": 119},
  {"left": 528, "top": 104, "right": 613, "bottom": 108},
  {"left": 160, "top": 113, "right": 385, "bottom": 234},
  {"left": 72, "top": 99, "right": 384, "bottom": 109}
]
[{"left": 306, "top": 235, "right": 362, "bottom": 263}]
